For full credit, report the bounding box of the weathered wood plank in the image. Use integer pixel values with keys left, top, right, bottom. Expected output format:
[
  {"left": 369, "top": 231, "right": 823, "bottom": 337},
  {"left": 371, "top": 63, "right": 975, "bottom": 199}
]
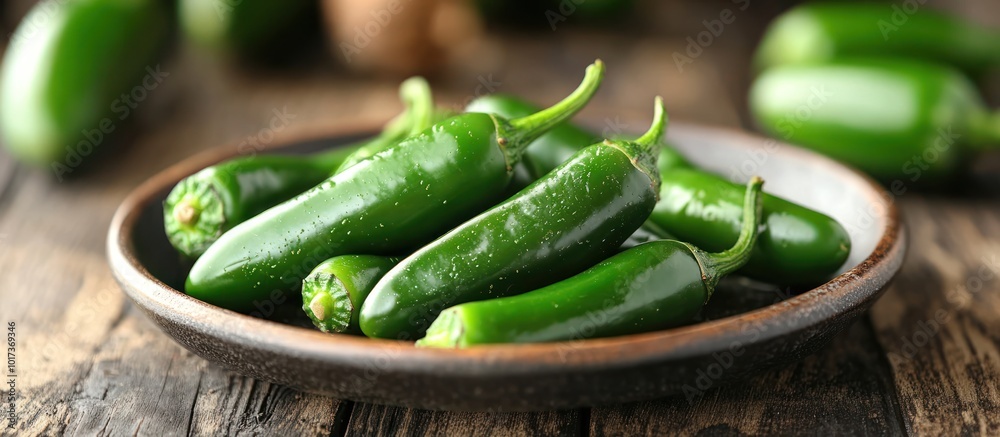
[
  {"left": 345, "top": 404, "right": 582, "bottom": 437},
  {"left": 588, "top": 320, "right": 905, "bottom": 436},
  {"left": 2, "top": 2, "right": 999, "bottom": 434},
  {"left": 868, "top": 197, "right": 1000, "bottom": 436}
]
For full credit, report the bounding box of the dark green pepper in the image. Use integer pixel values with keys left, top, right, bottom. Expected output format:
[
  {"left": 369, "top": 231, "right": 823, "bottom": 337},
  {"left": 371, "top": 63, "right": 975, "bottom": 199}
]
[
  {"left": 647, "top": 169, "right": 850, "bottom": 286},
  {"left": 361, "top": 97, "right": 666, "bottom": 340},
  {"left": 302, "top": 255, "right": 399, "bottom": 334},
  {"left": 417, "top": 177, "right": 765, "bottom": 347},
  {"left": 185, "top": 61, "right": 605, "bottom": 311},
  {"left": 164, "top": 77, "right": 438, "bottom": 258},
  {"left": 179, "top": 0, "right": 313, "bottom": 52},
  {"left": 755, "top": 3, "right": 1000, "bottom": 75},
  {"left": 164, "top": 147, "right": 356, "bottom": 259},
  {"left": 466, "top": 94, "right": 598, "bottom": 181},
  {"left": 468, "top": 94, "right": 850, "bottom": 285},
  {"left": 750, "top": 58, "right": 1000, "bottom": 183},
  {"left": 0, "top": 0, "right": 169, "bottom": 169}
]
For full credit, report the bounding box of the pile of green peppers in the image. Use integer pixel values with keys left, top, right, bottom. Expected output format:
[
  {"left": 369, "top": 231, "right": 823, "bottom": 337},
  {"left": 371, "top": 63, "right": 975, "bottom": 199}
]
[
  {"left": 750, "top": 3, "right": 1000, "bottom": 186},
  {"left": 167, "top": 61, "right": 854, "bottom": 347}
]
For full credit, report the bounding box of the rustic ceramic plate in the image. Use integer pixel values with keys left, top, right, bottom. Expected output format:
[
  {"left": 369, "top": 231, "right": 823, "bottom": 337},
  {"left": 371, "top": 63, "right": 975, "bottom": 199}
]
[{"left": 107, "top": 121, "right": 906, "bottom": 411}]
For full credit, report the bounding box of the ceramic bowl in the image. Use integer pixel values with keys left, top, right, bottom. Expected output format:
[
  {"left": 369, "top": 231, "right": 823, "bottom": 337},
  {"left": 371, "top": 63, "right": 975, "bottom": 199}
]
[{"left": 107, "top": 121, "right": 906, "bottom": 411}]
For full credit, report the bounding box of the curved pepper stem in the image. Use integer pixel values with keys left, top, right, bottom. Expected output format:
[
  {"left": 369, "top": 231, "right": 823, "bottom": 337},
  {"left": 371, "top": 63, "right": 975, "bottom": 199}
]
[
  {"left": 333, "top": 76, "right": 436, "bottom": 172},
  {"left": 399, "top": 76, "right": 435, "bottom": 137},
  {"left": 506, "top": 60, "right": 605, "bottom": 146},
  {"left": 604, "top": 97, "right": 668, "bottom": 198},
  {"left": 382, "top": 76, "right": 434, "bottom": 138},
  {"left": 635, "top": 96, "right": 667, "bottom": 149},
  {"left": 702, "top": 176, "right": 765, "bottom": 291}
]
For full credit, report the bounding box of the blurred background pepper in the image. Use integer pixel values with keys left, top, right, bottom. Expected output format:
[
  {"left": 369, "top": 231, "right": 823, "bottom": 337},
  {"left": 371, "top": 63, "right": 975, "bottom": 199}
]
[{"left": 2, "top": 0, "right": 997, "bottom": 184}]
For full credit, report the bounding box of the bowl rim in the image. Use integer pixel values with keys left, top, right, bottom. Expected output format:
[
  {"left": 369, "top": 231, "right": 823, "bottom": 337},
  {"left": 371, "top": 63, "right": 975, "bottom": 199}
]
[{"left": 107, "top": 119, "right": 906, "bottom": 376}]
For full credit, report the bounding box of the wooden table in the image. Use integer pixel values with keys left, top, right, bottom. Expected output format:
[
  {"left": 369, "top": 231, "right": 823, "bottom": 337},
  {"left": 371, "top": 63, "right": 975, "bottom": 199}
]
[{"left": 3, "top": 2, "right": 1000, "bottom": 435}]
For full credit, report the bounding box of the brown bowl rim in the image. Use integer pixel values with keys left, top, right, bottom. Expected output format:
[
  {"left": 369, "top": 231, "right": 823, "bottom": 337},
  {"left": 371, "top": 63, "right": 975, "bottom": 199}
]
[{"left": 107, "top": 118, "right": 905, "bottom": 375}]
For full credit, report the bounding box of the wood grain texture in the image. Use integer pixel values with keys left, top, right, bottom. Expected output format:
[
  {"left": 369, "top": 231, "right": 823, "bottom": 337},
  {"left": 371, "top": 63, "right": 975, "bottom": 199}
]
[
  {"left": 868, "top": 197, "right": 1000, "bottom": 436},
  {"left": 345, "top": 405, "right": 582, "bottom": 437},
  {"left": 0, "top": 46, "right": 399, "bottom": 436},
  {"left": 589, "top": 320, "right": 906, "bottom": 436},
  {"left": 2, "top": 0, "right": 1000, "bottom": 434}
]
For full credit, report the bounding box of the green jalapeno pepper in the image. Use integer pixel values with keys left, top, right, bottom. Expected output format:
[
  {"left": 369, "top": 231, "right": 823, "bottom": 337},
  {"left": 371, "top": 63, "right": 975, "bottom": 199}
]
[
  {"left": 466, "top": 94, "right": 599, "bottom": 181},
  {"left": 0, "top": 0, "right": 169, "bottom": 169},
  {"left": 361, "top": 97, "right": 666, "bottom": 340},
  {"left": 185, "top": 61, "right": 605, "bottom": 311},
  {"left": 755, "top": 3, "right": 1000, "bottom": 75},
  {"left": 164, "top": 77, "right": 439, "bottom": 258},
  {"left": 647, "top": 169, "right": 850, "bottom": 286},
  {"left": 164, "top": 147, "right": 356, "bottom": 259},
  {"left": 468, "top": 94, "right": 850, "bottom": 285},
  {"left": 750, "top": 58, "right": 1000, "bottom": 183},
  {"left": 302, "top": 255, "right": 400, "bottom": 334},
  {"left": 179, "top": 0, "right": 313, "bottom": 52},
  {"left": 417, "top": 177, "right": 765, "bottom": 347}
]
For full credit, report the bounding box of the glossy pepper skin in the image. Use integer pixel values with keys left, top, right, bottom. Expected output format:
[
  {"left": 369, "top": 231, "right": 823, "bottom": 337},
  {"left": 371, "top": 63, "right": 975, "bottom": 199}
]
[
  {"left": 0, "top": 0, "right": 169, "bottom": 169},
  {"left": 185, "top": 61, "right": 605, "bottom": 311},
  {"left": 417, "top": 177, "right": 765, "bottom": 347},
  {"left": 750, "top": 59, "right": 1000, "bottom": 183},
  {"left": 755, "top": 3, "right": 1000, "bottom": 75},
  {"left": 164, "top": 147, "right": 356, "bottom": 259},
  {"left": 302, "top": 255, "right": 399, "bottom": 334},
  {"left": 466, "top": 94, "right": 598, "bottom": 181},
  {"left": 163, "top": 77, "right": 439, "bottom": 258},
  {"left": 468, "top": 94, "right": 851, "bottom": 285},
  {"left": 361, "top": 97, "right": 666, "bottom": 340},
  {"left": 647, "top": 169, "right": 850, "bottom": 286},
  {"left": 180, "top": 0, "right": 313, "bottom": 52}
]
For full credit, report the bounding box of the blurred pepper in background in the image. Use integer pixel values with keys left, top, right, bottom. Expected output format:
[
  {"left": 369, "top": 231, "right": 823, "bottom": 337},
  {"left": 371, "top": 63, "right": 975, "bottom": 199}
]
[
  {"left": 1, "top": 0, "right": 997, "bottom": 185},
  {"left": 179, "top": 0, "right": 314, "bottom": 54},
  {"left": 0, "top": 0, "right": 169, "bottom": 173},
  {"left": 755, "top": 3, "right": 1000, "bottom": 76},
  {"left": 750, "top": 2, "right": 1000, "bottom": 186}
]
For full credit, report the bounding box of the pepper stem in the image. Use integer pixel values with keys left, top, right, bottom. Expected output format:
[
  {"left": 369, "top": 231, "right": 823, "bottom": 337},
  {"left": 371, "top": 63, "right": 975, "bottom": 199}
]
[
  {"left": 506, "top": 60, "right": 605, "bottom": 146},
  {"left": 966, "top": 110, "right": 1000, "bottom": 149},
  {"left": 379, "top": 76, "right": 434, "bottom": 140},
  {"left": 173, "top": 200, "right": 200, "bottom": 227},
  {"left": 635, "top": 96, "right": 667, "bottom": 148},
  {"left": 398, "top": 76, "right": 434, "bottom": 137},
  {"left": 702, "top": 176, "right": 765, "bottom": 291},
  {"left": 333, "top": 76, "right": 436, "bottom": 173}
]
